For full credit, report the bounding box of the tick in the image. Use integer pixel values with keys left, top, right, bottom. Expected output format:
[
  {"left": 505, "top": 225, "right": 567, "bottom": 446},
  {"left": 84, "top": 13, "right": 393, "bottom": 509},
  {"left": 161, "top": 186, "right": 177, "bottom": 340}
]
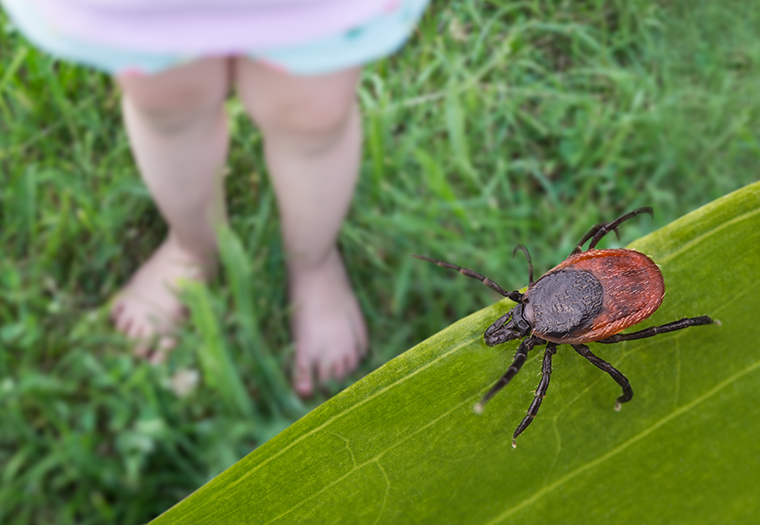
[{"left": 413, "top": 208, "right": 717, "bottom": 447}]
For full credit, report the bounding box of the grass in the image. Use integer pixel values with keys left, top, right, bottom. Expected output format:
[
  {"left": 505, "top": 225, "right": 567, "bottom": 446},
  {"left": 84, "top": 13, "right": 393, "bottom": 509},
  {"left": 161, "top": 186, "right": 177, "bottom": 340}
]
[{"left": 1, "top": 0, "right": 759, "bottom": 523}]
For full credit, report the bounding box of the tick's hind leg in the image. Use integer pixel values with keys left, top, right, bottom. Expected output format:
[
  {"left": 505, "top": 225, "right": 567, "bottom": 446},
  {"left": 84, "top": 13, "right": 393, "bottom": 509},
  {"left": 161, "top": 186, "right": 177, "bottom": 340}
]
[
  {"left": 475, "top": 336, "right": 539, "bottom": 413},
  {"left": 512, "top": 343, "right": 557, "bottom": 448},
  {"left": 571, "top": 207, "right": 653, "bottom": 254},
  {"left": 588, "top": 207, "right": 653, "bottom": 250},
  {"left": 596, "top": 316, "right": 716, "bottom": 344},
  {"left": 571, "top": 223, "right": 620, "bottom": 255},
  {"left": 572, "top": 344, "right": 633, "bottom": 411}
]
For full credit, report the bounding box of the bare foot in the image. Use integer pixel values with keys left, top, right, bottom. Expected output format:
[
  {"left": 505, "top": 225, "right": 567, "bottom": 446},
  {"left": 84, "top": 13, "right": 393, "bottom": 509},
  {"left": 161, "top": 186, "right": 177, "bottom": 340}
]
[
  {"left": 110, "top": 233, "right": 213, "bottom": 363},
  {"left": 289, "top": 248, "right": 368, "bottom": 396}
]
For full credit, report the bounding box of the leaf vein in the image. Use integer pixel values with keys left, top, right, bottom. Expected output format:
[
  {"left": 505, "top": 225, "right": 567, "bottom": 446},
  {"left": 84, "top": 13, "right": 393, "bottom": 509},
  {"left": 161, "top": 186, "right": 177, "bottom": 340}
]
[
  {"left": 485, "top": 357, "right": 760, "bottom": 524},
  {"left": 657, "top": 206, "right": 760, "bottom": 264},
  {"left": 372, "top": 462, "right": 391, "bottom": 525},
  {"left": 225, "top": 335, "right": 480, "bottom": 493},
  {"left": 261, "top": 397, "right": 473, "bottom": 524},
  {"left": 327, "top": 431, "right": 357, "bottom": 469}
]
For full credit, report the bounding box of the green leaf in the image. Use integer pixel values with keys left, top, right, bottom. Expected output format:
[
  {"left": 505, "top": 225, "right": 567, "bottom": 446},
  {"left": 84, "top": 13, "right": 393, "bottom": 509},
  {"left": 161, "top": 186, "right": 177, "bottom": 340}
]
[
  {"left": 216, "top": 226, "right": 303, "bottom": 418},
  {"left": 183, "top": 283, "right": 256, "bottom": 420},
  {"left": 151, "top": 183, "right": 760, "bottom": 524}
]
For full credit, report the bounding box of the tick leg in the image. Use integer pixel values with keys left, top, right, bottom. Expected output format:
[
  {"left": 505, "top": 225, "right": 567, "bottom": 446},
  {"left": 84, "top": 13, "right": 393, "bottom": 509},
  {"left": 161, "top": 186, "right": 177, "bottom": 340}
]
[
  {"left": 411, "top": 254, "right": 523, "bottom": 302},
  {"left": 587, "top": 207, "right": 653, "bottom": 250},
  {"left": 512, "top": 244, "right": 534, "bottom": 284},
  {"left": 596, "top": 316, "right": 716, "bottom": 343},
  {"left": 512, "top": 343, "right": 558, "bottom": 448},
  {"left": 572, "top": 344, "right": 632, "bottom": 411},
  {"left": 475, "top": 336, "right": 539, "bottom": 413},
  {"left": 571, "top": 207, "right": 653, "bottom": 254},
  {"left": 571, "top": 223, "right": 619, "bottom": 255}
]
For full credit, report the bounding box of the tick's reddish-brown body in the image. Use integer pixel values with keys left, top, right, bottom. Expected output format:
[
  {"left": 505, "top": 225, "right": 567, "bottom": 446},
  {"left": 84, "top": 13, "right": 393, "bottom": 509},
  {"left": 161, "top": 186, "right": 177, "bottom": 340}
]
[
  {"left": 412, "top": 207, "right": 715, "bottom": 447},
  {"left": 525, "top": 249, "right": 665, "bottom": 344}
]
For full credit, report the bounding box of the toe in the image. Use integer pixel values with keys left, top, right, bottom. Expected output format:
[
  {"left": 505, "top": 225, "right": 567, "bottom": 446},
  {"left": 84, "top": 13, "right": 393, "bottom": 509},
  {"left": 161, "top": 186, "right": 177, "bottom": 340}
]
[
  {"left": 317, "top": 358, "right": 332, "bottom": 386},
  {"left": 149, "top": 336, "right": 176, "bottom": 364},
  {"left": 343, "top": 352, "right": 358, "bottom": 376},
  {"left": 133, "top": 340, "right": 150, "bottom": 358},
  {"left": 113, "top": 307, "right": 131, "bottom": 334},
  {"left": 129, "top": 322, "right": 151, "bottom": 357},
  {"left": 293, "top": 359, "right": 314, "bottom": 398},
  {"left": 110, "top": 301, "right": 124, "bottom": 321},
  {"left": 331, "top": 359, "right": 346, "bottom": 381},
  {"left": 126, "top": 319, "right": 146, "bottom": 341}
]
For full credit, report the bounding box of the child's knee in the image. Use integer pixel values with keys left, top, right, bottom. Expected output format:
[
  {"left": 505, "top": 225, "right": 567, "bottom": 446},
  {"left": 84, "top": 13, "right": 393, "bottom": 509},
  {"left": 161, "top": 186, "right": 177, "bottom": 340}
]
[
  {"left": 237, "top": 62, "right": 360, "bottom": 138},
  {"left": 117, "top": 58, "right": 230, "bottom": 132},
  {"left": 250, "top": 91, "right": 356, "bottom": 139}
]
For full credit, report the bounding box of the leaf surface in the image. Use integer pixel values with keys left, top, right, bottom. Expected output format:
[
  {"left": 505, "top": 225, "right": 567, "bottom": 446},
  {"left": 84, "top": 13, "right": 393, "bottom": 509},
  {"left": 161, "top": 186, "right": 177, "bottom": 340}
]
[{"left": 151, "top": 183, "right": 760, "bottom": 524}]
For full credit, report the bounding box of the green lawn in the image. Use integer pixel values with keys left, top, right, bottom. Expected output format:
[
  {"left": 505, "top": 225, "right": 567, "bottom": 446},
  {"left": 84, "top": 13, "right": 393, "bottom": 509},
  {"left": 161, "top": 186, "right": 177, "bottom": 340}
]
[{"left": 1, "top": 1, "right": 759, "bottom": 523}]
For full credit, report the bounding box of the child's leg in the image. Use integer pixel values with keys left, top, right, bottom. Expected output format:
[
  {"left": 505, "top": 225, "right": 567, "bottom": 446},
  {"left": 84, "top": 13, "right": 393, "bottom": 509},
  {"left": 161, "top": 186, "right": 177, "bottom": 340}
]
[
  {"left": 113, "top": 57, "right": 231, "bottom": 362},
  {"left": 234, "top": 58, "right": 368, "bottom": 396}
]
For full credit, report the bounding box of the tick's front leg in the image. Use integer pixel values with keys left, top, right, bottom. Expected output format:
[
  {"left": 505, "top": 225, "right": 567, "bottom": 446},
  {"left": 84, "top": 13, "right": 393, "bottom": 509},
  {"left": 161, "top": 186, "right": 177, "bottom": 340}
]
[
  {"left": 475, "top": 336, "right": 541, "bottom": 413},
  {"left": 512, "top": 342, "right": 558, "bottom": 447}
]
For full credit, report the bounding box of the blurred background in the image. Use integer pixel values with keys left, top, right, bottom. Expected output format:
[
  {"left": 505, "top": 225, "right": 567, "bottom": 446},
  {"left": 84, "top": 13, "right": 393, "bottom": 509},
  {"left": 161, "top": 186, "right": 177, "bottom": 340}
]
[{"left": 1, "top": 1, "right": 759, "bottom": 523}]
